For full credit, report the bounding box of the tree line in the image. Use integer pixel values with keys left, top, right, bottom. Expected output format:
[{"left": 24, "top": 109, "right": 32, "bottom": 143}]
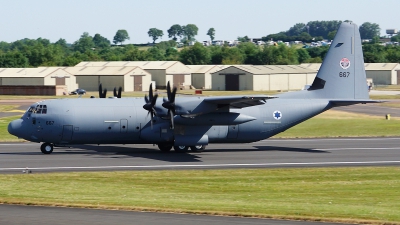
[{"left": 0, "top": 20, "right": 399, "bottom": 68}]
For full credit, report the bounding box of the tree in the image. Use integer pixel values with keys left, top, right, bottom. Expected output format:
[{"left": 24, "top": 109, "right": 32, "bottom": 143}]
[
  {"left": 0, "top": 51, "right": 29, "bottom": 67},
  {"left": 287, "top": 23, "right": 306, "bottom": 36},
  {"left": 179, "top": 42, "right": 210, "bottom": 65},
  {"left": 237, "top": 36, "right": 251, "bottom": 42},
  {"left": 93, "top": 34, "right": 110, "bottom": 48},
  {"left": 113, "top": 29, "right": 130, "bottom": 45},
  {"left": 220, "top": 46, "right": 244, "bottom": 64},
  {"left": 72, "top": 32, "right": 95, "bottom": 53},
  {"left": 167, "top": 24, "right": 183, "bottom": 41},
  {"left": 182, "top": 24, "right": 199, "bottom": 41},
  {"left": 296, "top": 48, "right": 311, "bottom": 63},
  {"left": 207, "top": 28, "right": 215, "bottom": 41},
  {"left": 306, "top": 20, "right": 342, "bottom": 39},
  {"left": 147, "top": 28, "right": 164, "bottom": 43},
  {"left": 359, "top": 22, "right": 380, "bottom": 39},
  {"left": 327, "top": 31, "right": 337, "bottom": 40}
]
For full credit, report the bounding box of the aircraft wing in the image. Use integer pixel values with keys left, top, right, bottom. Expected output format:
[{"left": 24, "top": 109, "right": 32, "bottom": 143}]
[{"left": 204, "top": 95, "right": 276, "bottom": 109}]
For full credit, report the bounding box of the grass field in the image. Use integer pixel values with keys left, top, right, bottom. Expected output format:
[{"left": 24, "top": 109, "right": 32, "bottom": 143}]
[{"left": 0, "top": 167, "right": 399, "bottom": 224}]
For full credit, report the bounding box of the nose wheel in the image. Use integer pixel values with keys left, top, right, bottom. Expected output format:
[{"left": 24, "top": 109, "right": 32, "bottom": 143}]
[{"left": 40, "top": 142, "right": 54, "bottom": 154}]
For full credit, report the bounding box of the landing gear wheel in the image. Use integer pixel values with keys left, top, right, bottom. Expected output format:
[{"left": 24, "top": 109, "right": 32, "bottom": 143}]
[
  {"left": 174, "top": 146, "right": 189, "bottom": 152},
  {"left": 158, "top": 143, "right": 172, "bottom": 152},
  {"left": 190, "top": 145, "right": 206, "bottom": 152},
  {"left": 40, "top": 142, "right": 54, "bottom": 154}
]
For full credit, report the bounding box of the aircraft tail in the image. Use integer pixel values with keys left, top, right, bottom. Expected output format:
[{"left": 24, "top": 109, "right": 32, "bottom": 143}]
[{"left": 308, "top": 22, "right": 369, "bottom": 100}]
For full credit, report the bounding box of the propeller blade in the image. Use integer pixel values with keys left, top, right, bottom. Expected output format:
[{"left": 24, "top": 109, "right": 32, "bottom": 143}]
[
  {"left": 169, "top": 110, "right": 174, "bottom": 129},
  {"left": 118, "top": 87, "right": 122, "bottom": 98},
  {"left": 149, "top": 83, "right": 153, "bottom": 99},
  {"left": 171, "top": 86, "right": 177, "bottom": 103},
  {"left": 150, "top": 110, "right": 154, "bottom": 130},
  {"left": 113, "top": 87, "right": 117, "bottom": 97},
  {"left": 166, "top": 81, "right": 171, "bottom": 100},
  {"left": 99, "top": 83, "right": 103, "bottom": 98},
  {"left": 103, "top": 89, "right": 107, "bottom": 98},
  {"left": 144, "top": 95, "right": 149, "bottom": 103}
]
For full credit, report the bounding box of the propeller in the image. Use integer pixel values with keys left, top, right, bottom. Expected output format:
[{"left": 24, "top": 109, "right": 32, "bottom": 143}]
[
  {"left": 113, "top": 87, "right": 122, "bottom": 98},
  {"left": 98, "top": 83, "right": 107, "bottom": 98},
  {"left": 143, "top": 83, "right": 158, "bottom": 129},
  {"left": 162, "top": 81, "right": 177, "bottom": 129}
]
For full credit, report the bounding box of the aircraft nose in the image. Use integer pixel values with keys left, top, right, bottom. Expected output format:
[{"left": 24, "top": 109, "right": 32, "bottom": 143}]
[{"left": 8, "top": 119, "right": 23, "bottom": 137}]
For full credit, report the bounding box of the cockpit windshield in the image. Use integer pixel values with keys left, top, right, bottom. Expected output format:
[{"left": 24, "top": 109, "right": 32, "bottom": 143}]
[{"left": 23, "top": 104, "right": 47, "bottom": 118}]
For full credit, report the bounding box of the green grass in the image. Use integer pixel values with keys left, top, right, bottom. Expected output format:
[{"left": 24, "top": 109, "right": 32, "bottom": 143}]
[
  {"left": 370, "top": 95, "right": 400, "bottom": 100},
  {"left": 0, "top": 105, "right": 19, "bottom": 112},
  {"left": 0, "top": 167, "right": 399, "bottom": 224},
  {"left": 274, "top": 110, "right": 400, "bottom": 138},
  {"left": 374, "top": 85, "right": 400, "bottom": 91},
  {"left": 0, "top": 116, "right": 22, "bottom": 142}
]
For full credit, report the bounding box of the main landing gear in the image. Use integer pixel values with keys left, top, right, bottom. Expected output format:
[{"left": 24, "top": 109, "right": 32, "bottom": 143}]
[
  {"left": 158, "top": 144, "right": 206, "bottom": 153},
  {"left": 40, "top": 142, "right": 54, "bottom": 154}
]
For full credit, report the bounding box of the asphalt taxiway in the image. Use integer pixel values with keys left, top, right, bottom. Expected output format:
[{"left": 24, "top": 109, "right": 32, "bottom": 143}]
[
  {"left": 1, "top": 137, "right": 399, "bottom": 173},
  {"left": 1, "top": 138, "right": 398, "bottom": 225}
]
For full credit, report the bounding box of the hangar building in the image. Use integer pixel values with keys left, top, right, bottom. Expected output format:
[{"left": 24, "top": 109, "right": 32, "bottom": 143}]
[
  {"left": 188, "top": 65, "right": 228, "bottom": 90},
  {"left": 75, "top": 61, "right": 191, "bottom": 89},
  {"left": 0, "top": 67, "right": 78, "bottom": 95},
  {"left": 64, "top": 66, "right": 151, "bottom": 92},
  {"left": 364, "top": 63, "right": 400, "bottom": 85},
  {"left": 211, "top": 65, "right": 316, "bottom": 91}
]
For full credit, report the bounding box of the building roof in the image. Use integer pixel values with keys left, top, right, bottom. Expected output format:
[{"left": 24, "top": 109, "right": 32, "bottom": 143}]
[
  {"left": 213, "top": 65, "right": 316, "bottom": 75},
  {"left": 187, "top": 65, "right": 229, "bottom": 74},
  {"left": 64, "top": 66, "right": 150, "bottom": 76},
  {"left": 364, "top": 63, "right": 400, "bottom": 71},
  {"left": 0, "top": 67, "right": 71, "bottom": 78},
  {"left": 300, "top": 63, "right": 322, "bottom": 71},
  {"left": 76, "top": 61, "right": 189, "bottom": 69},
  {"left": 75, "top": 61, "right": 191, "bottom": 75},
  {"left": 301, "top": 63, "right": 400, "bottom": 71}
]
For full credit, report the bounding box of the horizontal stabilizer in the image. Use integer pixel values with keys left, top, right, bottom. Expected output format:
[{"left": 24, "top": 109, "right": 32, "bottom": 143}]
[{"left": 330, "top": 99, "right": 383, "bottom": 106}]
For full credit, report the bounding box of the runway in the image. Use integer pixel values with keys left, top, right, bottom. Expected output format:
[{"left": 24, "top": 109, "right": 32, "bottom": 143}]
[
  {"left": 1, "top": 137, "right": 399, "bottom": 173},
  {"left": 1, "top": 138, "right": 398, "bottom": 225},
  {"left": 0, "top": 204, "right": 346, "bottom": 225}
]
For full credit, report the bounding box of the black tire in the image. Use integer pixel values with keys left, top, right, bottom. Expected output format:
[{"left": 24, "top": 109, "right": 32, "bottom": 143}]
[
  {"left": 174, "top": 145, "right": 189, "bottom": 152},
  {"left": 158, "top": 143, "right": 172, "bottom": 152},
  {"left": 190, "top": 145, "right": 206, "bottom": 152},
  {"left": 40, "top": 142, "right": 53, "bottom": 154}
]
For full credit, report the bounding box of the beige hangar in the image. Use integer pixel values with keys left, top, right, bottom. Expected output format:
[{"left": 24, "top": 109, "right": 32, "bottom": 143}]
[
  {"left": 75, "top": 61, "right": 191, "bottom": 89},
  {"left": 211, "top": 65, "right": 316, "bottom": 91},
  {"left": 64, "top": 66, "right": 151, "bottom": 92}
]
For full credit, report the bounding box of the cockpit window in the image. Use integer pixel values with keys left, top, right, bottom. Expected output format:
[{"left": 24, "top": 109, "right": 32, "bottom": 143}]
[{"left": 30, "top": 105, "right": 47, "bottom": 114}]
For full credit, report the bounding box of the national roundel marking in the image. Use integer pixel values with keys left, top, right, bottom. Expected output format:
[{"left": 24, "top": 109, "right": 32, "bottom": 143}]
[
  {"left": 340, "top": 57, "right": 350, "bottom": 69},
  {"left": 273, "top": 111, "right": 282, "bottom": 120}
]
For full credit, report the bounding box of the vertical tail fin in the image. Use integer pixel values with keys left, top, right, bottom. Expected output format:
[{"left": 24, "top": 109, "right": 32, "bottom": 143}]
[{"left": 308, "top": 22, "right": 369, "bottom": 100}]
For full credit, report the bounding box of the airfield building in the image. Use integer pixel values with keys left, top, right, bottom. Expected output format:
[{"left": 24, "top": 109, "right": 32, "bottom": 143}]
[
  {"left": 75, "top": 61, "right": 191, "bottom": 89},
  {"left": 64, "top": 66, "right": 152, "bottom": 92},
  {"left": 211, "top": 65, "right": 317, "bottom": 91}
]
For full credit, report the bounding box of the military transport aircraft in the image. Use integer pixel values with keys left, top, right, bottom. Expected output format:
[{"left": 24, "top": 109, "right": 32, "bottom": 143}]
[{"left": 8, "top": 22, "right": 378, "bottom": 154}]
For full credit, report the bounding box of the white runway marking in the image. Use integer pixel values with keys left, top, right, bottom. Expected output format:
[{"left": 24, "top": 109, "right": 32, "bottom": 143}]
[{"left": 1, "top": 161, "right": 400, "bottom": 171}]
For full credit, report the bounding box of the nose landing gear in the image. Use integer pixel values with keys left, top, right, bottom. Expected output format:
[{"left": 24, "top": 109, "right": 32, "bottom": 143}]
[{"left": 40, "top": 142, "right": 54, "bottom": 154}]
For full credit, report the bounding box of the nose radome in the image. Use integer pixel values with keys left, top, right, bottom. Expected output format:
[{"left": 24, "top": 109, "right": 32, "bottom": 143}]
[{"left": 8, "top": 119, "right": 23, "bottom": 137}]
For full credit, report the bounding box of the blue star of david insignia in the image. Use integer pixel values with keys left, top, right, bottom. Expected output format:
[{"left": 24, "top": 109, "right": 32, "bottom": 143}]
[{"left": 273, "top": 111, "right": 282, "bottom": 120}]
